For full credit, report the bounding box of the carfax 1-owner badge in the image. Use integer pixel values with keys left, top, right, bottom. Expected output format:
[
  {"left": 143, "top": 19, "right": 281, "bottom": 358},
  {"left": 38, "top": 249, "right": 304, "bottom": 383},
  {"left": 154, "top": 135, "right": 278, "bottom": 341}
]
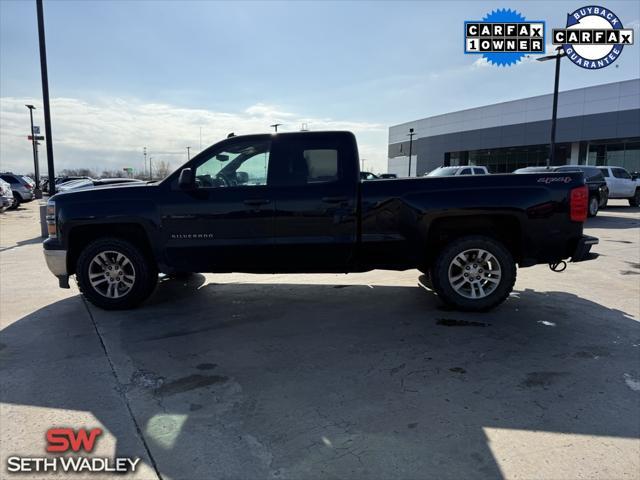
[{"left": 553, "top": 5, "right": 634, "bottom": 69}]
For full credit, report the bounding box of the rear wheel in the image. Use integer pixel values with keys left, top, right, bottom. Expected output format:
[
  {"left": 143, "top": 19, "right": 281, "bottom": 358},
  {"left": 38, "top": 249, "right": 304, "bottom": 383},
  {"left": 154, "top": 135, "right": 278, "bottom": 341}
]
[
  {"left": 9, "top": 193, "right": 20, "bottom": 210},
  {"left": 76, "top": 237, "right": 157, "bottom": 310},
  {"left": 629, "top": 189, "right": 640, "bottom": 207},
  {"left": 430, "top": 235, "right": 516, "bottom": 312},
  {"left": 588, "top": 196, "right": 599, "bottom": 217}
]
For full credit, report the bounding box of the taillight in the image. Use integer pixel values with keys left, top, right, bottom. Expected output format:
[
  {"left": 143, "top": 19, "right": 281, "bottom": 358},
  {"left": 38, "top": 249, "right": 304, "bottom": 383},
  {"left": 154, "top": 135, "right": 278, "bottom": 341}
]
[
  {"left": 25, "top": 183, "right": 33, "bottom": 190},
  {"left": 570, "top": 185, "right": 588, "bottom": 222}
]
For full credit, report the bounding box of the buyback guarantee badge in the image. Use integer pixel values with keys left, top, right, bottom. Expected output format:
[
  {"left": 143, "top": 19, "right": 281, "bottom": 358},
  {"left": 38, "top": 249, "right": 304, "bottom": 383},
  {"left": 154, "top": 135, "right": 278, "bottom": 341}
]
[
  {"left": 553, "top": 6, "right": 634, "bottom": 69},
  {"left": 465, "top": 8, "right": 546, "bottom": 66}
]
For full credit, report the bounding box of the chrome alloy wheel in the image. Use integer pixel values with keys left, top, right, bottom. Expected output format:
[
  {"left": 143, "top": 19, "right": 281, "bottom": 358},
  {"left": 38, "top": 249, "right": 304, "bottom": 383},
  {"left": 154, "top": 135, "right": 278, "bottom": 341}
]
[
  {"left": 447, "top": 248, "right": 502, "bottom": 299},
  {"left": 88, "top": 250, "right": 136, "bottom": 299}
]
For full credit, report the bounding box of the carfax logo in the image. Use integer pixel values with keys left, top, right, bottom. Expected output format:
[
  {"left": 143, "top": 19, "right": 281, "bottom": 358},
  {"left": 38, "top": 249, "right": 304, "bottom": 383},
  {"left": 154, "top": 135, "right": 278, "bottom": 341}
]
[
  {"left": 553, "top": 5, "right": 634, "bottom": 69},
  {"left": 464, "top": 8, "right": 545, "bottom": 66}
]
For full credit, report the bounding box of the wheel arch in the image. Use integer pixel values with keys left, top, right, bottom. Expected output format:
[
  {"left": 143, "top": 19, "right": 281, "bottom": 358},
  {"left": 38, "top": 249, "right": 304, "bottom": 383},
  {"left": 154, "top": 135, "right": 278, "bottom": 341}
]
[
  {"left": 67, "top": 223, "right": 155, "bottom": 275},
  {"left": 424, "top": 214, "right": 522, "bottom": 268}
]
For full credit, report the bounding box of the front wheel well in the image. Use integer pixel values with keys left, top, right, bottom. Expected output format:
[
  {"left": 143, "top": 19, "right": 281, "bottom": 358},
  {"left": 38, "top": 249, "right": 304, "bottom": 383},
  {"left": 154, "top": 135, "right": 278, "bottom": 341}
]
[
  {"left": 424, "top": 215, "right": 522, "bottom": 268},
  {"left": 67, "top": 223, "right": 154, "bottom": 275}
]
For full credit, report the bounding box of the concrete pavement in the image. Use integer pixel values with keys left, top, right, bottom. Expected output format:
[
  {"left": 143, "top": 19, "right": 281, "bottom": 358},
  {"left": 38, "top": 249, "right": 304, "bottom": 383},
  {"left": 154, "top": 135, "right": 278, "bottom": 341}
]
[{"left": 1, "top": 200, "right": 638, "bottom": 479}]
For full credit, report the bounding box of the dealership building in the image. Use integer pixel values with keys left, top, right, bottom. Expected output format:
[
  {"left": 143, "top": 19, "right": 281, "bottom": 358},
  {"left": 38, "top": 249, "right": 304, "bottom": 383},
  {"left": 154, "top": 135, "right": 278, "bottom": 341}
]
[{"left": 387, "top": 78, "right": 640, "bottom": 176}]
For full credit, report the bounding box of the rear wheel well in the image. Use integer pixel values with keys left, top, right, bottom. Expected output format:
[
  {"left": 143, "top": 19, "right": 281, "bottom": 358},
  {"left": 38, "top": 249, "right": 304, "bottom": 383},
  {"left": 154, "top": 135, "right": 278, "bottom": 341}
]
[
  {"left": 424, "top": 215, "right": 522, "bottom": 268},
  {"left": 67, "top": 223, "right": 154, "bottom": 275}
]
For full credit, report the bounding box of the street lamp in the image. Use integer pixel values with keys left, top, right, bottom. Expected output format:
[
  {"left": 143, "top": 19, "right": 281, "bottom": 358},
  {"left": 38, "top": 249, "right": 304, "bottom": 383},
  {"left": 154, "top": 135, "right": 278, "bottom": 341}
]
[
  {"left": 537, "top": 46, "right": 567, "bottom": 167},
  {"left": 25, "top": 104, "right": 42, "bottom": 197},
  {"left": 407, "top": 128, "right": 415, "bottom": 177},
  {"left": 187, "top": 146, "right": 191, "bottom": 160},
  {"left": 270, "top": 123, "right": 282, "bottom": 133},
  {"left": 36, "top": 0, "right": 56, "bottom": 195}
]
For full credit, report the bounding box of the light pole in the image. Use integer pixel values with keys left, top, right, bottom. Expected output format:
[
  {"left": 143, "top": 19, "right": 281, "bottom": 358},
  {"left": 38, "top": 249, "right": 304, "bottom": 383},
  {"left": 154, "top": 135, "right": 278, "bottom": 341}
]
[
  {"left": 148, "top": 157, "right": 153, "bottom": 180},
  {"left": 36, "top": 0, "right": 56, "bottom": 195},
  {"left": 537, "top": 47, "right": 566, "bottom": 167},
  {"left": 187, "top": 146, "right": 191, "bottom": 160},
  {"left": 407, "top": 127, "right": 415, "bottom": 177},
  {"left": 25, "top": 104, "right": 42, "bottom": 197},
  {"left": 361, "top": 157, "right": 366, "bottom": 172},
  {"left": 143, "top": 147, "right": 147, "bottom": 178},
  {"left": 270, "top": 123, "right": 282, "bottom": 133}
]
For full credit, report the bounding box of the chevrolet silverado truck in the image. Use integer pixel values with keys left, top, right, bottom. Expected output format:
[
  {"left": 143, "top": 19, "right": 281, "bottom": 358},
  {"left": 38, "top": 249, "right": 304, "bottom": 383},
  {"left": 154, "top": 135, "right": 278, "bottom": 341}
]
[{"left": 43, "top": 131, "right": 598, "bottom": 311}]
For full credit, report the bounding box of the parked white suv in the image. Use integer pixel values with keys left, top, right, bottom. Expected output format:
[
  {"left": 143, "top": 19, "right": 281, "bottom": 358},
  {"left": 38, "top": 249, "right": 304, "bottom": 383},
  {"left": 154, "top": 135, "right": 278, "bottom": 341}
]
[
  {"left": 597, "top": 166, "right": 640, "bottom": 206},
  {"left": 426, "top": 166, "right": 489, "bottom": 177}
]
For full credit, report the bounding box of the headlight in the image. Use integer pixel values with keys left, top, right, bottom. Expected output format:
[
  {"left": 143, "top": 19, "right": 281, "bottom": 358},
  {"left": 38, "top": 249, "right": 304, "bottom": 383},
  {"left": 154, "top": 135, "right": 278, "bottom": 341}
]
[{"left": 46, "top": 200, "right": 57, "bottom": 238}]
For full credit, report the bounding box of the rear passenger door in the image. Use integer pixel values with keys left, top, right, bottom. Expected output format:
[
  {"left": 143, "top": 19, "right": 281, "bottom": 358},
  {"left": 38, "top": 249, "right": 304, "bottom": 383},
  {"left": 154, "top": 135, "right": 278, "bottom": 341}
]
[{"left": 269, "top": 134, "right": 358, "bottom": 271}]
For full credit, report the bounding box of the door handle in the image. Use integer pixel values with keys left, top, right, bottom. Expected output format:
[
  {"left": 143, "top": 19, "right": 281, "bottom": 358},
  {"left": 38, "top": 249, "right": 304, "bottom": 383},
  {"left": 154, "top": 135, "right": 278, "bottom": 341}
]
[
  {"left": 322, "top": 196, "right": 348, "bottom": 204},
  {"left": 243, "top": 199, "right": 271, "bottom": 206}
]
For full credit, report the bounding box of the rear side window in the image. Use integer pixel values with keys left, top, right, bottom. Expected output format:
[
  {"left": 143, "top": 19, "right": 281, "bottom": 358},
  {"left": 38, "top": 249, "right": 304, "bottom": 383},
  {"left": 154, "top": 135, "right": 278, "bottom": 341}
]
[
  {"left": 1, "top": 175, "right": 15, "bottom": 183},
  {"left": 303, "top": 149, "right": 338, "bottom": 183},
  {"left": 459, "top": 168, "right": 472, "bottom": 175},
  {"left": 583, "top": 167, "right": 604, "bottom": 182},
  {"left": 612, "top": 168, "right": 631, "bottom": 179},
  {"left": 473, "top": 168, "right": 486, "bottom": 175},
  {"left": 599, "top": 168, "right": 610, "bottom": 177}
]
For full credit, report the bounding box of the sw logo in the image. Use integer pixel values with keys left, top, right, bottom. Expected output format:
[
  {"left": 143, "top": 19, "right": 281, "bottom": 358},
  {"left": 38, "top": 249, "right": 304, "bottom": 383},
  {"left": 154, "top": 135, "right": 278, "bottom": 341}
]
[
  {"left": 46, "top": 427, "right": 103, "bottom": 452},
  {"left": 553, "top": 6, "right": 634, "bottom": 69},
  {"left": 6, "top": 426, "right": 140, "bottom": 473}
]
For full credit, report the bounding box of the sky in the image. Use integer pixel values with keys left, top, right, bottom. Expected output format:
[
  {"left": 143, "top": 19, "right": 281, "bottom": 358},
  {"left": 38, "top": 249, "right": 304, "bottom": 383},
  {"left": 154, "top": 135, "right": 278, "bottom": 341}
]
[{"left": 1, "top": 0, "right": 639, "bottom": 175}]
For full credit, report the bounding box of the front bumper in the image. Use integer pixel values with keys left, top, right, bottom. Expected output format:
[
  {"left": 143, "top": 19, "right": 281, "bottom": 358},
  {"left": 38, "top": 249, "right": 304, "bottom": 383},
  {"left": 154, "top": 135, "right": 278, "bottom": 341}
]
[
  {"left": 571, "top": 235, "right": 599, "bottom": 262},
  {"left": 43, "top": 249, "right": 70, "bottom": 288}
]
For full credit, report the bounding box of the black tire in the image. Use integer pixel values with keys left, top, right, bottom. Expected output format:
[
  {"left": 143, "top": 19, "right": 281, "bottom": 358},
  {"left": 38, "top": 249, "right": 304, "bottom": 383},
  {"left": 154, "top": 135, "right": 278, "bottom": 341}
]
[
  {"left": 588, "top": 196, "right": 599, "bottom": 217},
  {"left": 430, "top": 235, "right": 516, "bottom": 312},
  {"left": 9, "top": 193, "right": 20, "bottom": 210},
  {"left": 76, "top": 237, "right": 157, "bottom": 310},
  {"left": 629, "top": 190, "right": 640, "bottom": 207}
]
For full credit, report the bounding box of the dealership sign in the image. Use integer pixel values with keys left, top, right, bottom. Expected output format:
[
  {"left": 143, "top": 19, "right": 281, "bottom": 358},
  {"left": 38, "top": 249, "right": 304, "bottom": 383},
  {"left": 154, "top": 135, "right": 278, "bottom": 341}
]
[
  {"left": 553, "top": 6, "right": 634, "bottom": 69},
  {"left": 6, "top": 427, "right": 140, "bottom": 474}
]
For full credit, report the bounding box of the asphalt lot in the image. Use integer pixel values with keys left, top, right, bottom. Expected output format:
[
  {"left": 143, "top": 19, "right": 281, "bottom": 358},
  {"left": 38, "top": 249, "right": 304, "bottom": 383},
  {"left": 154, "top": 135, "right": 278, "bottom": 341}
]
[{"left": 1, "top": 200, "right": 639, "bottom": 480}]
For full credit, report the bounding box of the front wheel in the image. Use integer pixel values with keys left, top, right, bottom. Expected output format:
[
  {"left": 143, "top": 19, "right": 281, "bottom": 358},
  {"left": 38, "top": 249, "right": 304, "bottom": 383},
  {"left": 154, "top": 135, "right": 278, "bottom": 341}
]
[
  {"left": 430, "top": 235, "right": 516, "bottom": 312},
  {"left": 629, "top": 190, "right": 640, "bottom": 207},
  {"left": 588, "top": 196, "right": 599, "bottom": 217},
  {"left": 76, "top": 237, "right": 157, "bottom": 310}
]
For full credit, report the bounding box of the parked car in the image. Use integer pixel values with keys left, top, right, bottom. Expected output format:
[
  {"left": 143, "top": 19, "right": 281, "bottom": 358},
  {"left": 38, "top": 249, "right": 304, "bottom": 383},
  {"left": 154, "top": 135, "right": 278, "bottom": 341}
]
[
  {"left": 42, "top": 176, "right": 92, "bottom": 193},
  {"left": 426, "top": 166, "right": 489, "bottom": 177},
  {"left": 0, "top": 173, "right": 35, "bottom": 209},
  {"left": 0, "top": 178, "right": 14, "bottom": 212},
  {"left": 514, "top": 166, "right": 608, "bottom": 217},
  {"left": 596, "top": 166, "right": 640, "bottom": 206},
  {"left": 44, "top": 131, "right": 597, "bottom": 312},
  {"left": 379, "top": 173, "right": 398, "bottom": 179},
  {"left": 57, "top": 178, "right": 143, "bottom": 192}
]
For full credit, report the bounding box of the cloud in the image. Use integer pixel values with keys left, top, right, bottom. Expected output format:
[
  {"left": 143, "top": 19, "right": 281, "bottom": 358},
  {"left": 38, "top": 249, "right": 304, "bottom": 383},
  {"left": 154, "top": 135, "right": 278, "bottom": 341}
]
[{"left": 0, "top": 97, "right": 387, "bottom": 175}]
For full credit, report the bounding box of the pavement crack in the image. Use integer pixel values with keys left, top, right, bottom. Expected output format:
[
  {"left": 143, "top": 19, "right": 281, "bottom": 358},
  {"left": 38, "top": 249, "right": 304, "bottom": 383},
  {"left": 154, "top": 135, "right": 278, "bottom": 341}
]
[{"left": 81, "top": 297, "right": 164, "bottom": 480}]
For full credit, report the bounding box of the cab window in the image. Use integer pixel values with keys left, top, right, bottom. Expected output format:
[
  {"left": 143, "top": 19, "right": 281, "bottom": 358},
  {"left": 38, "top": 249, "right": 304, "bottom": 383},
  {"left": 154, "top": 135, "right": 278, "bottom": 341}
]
[
  {"left": 459, "top": 168, "right": 472, "bottom": 175},
  {"left": 193, "top": 139, "right": 270, "bottom": 188},
  {"left": 612, "top": 168, "right": 631, "bottom": 179}
]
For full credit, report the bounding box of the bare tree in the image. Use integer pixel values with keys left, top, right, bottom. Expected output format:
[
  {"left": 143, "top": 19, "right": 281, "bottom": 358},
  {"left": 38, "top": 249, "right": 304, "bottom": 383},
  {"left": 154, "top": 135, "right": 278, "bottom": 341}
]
[{"left": 153, "top": 160, "right": 172, "bottom": 180}]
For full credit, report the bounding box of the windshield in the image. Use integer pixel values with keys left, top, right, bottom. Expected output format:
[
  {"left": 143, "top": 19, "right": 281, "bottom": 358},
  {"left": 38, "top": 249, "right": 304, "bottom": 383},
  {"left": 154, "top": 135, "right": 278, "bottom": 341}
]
[{"left": 427, "top": 167, "right": 459, "bottom": 177}]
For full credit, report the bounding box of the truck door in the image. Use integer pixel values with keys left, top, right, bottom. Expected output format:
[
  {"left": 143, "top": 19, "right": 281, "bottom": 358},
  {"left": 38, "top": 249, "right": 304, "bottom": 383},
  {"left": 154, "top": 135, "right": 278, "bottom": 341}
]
[
  {"left": 160, "top": 136, "right": 275, "bottom": 272},
  {"left": 612, "top": 168, "right": 636, "bottom": 197},
  {"left": 269, "top": 133, "right": 359, "bottom": 271}
]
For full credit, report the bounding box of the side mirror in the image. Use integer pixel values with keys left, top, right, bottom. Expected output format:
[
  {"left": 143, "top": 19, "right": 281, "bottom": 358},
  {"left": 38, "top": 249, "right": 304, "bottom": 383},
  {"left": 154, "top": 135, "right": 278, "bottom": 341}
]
[{"left": 178, "top": 168, "right": 196, "bottom": 189}]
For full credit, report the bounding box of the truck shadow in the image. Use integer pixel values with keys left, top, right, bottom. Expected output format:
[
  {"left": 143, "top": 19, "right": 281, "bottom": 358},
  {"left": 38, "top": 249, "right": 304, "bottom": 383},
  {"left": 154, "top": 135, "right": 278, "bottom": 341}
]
[{"left": 1, "top": 277, "right": 639, "bottom": 479}]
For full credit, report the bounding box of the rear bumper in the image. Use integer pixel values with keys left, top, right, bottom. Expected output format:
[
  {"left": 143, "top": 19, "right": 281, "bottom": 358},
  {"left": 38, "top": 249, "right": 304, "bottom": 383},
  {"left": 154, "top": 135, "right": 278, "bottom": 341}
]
[{"left": 571, "top": 235, "right": 599, "bottom": 262}]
